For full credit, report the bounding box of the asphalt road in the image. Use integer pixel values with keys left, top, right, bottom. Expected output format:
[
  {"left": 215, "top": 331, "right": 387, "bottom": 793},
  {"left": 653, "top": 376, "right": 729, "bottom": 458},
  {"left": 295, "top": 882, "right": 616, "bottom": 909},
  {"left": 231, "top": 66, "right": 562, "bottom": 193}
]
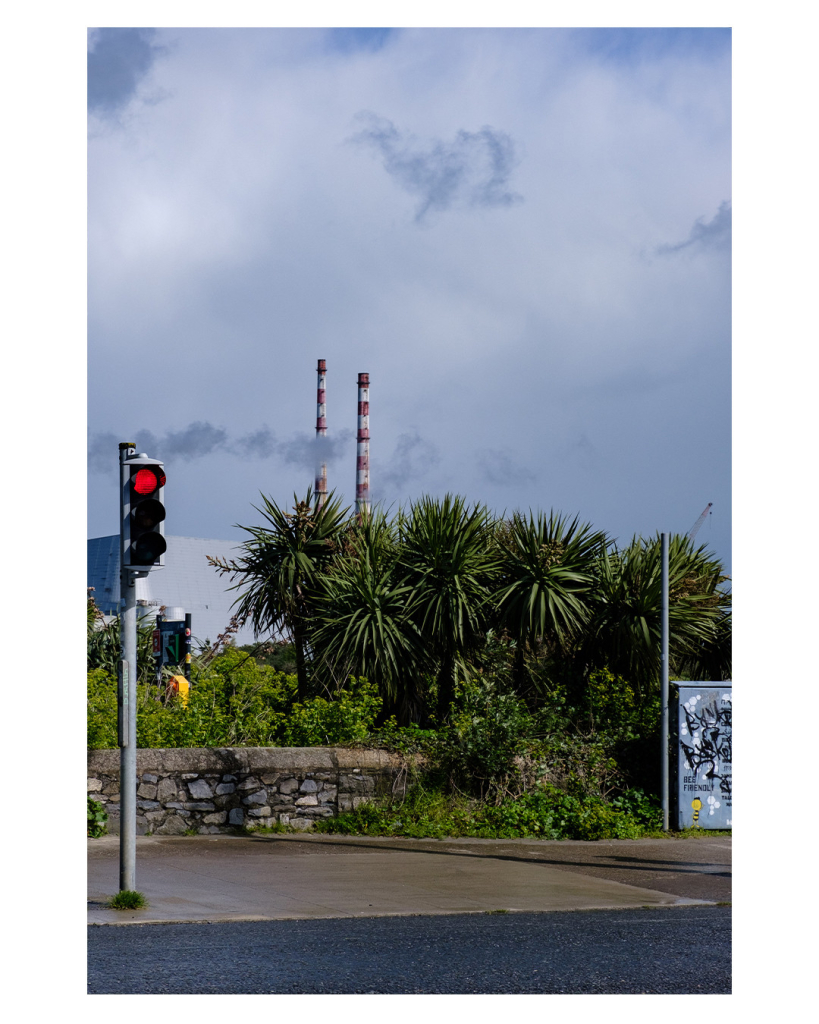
[{"left": 88, "top": 905, "right": 731, "bottom": 994}]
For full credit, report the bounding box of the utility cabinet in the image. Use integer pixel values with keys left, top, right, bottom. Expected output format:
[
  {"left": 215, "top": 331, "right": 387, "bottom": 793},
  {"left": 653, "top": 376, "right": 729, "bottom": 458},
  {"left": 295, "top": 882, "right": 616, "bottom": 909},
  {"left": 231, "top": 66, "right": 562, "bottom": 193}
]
[{"left": 673, "top": 684, "right": 732, "bottom": 830}]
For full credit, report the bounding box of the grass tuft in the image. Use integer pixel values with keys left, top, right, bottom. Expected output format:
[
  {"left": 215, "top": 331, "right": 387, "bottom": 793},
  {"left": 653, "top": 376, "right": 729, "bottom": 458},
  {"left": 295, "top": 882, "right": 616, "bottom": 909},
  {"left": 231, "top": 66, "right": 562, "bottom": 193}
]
[{"left": 107, "top": 890, "right": 148, "bottom": 910}]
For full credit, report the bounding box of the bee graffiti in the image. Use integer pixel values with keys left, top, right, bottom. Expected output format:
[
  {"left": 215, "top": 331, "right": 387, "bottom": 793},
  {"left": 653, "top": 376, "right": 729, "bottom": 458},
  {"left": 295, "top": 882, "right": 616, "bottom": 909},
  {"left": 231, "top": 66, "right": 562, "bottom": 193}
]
[{"left": 676, "top": 686, "right": 732, "bottom": 830}]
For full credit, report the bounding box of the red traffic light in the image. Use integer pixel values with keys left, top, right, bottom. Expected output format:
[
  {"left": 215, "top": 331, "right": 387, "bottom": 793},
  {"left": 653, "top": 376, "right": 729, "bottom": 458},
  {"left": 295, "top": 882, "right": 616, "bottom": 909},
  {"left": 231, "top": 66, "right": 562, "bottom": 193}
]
[{"left": 132, "top": 466, "right": 166, "bottom": 495}]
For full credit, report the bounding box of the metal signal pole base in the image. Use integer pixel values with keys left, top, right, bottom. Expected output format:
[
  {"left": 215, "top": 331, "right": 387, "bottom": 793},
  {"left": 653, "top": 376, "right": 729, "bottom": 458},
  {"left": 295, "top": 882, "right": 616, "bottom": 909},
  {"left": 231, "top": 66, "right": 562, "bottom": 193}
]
[{"left": 119, "top": 567, "right": 138, "bottom": 893}]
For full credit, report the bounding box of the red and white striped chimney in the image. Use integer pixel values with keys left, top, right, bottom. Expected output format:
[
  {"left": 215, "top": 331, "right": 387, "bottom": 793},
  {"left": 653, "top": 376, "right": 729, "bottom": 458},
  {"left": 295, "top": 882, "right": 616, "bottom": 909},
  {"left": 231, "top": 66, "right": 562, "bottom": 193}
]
[
  {"left": 356, "top": 372, "right": 370, "bottom": 516},
  {"left": 315, "top": 359, "right": 327, "bottom": 510}
]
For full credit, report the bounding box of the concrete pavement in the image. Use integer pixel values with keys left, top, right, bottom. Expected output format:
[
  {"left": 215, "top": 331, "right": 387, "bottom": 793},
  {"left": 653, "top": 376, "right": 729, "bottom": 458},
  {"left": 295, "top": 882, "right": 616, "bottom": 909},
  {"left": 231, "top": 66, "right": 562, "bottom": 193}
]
[{"left": 88, "top": 833, "right": 730, "bottom": 926}]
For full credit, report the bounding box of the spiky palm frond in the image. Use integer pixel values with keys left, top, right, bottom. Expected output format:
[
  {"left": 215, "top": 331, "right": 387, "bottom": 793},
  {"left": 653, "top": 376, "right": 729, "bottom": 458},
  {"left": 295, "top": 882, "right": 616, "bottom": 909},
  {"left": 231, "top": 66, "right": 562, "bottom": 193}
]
[
  {"left": 311, "top": 548, "right": 426, "bottom": 704},
  {"left": 398, "top": 494, "right": 500, "bottom": 719},
  {"left": 581, "top": 533, "right": 729, "bottom": 693},
  {"left": 494, "top": 511, "right": 607, "bottom": 648},
  {"left": 209, "top": 488, "right": 349, "bottom": 697}
]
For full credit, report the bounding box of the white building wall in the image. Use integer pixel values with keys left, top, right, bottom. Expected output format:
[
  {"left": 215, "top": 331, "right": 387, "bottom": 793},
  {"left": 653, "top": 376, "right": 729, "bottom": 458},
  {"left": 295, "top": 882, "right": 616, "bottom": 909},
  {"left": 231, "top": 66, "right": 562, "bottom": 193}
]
[{"left": 87, "top": 535, "right": 262, "bottom": 648}]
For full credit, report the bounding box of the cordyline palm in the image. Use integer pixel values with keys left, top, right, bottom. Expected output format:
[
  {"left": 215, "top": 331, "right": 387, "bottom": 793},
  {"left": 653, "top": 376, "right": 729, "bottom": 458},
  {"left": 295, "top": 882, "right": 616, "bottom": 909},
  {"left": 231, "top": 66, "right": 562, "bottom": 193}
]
[
  {"left": 398, "top": 494, "right": 500, "bottom": 723},
  {"left": 580, "top": 533, "right": 729, "bottom": 695},
  {"left": 493, "top": 511, "right": 608, "bottom": 696},
  {"left": 209, "top": 488, "right": 349, "bottom": 700},
  {"left": 310, "top": 509, "right": 427, "bottom": 722}
]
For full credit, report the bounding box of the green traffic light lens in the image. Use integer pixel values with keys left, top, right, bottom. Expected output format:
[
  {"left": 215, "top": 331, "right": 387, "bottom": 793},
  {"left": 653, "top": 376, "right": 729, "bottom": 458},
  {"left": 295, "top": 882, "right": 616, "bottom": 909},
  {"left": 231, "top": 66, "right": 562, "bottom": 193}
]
[{"left": 132, "top": 534, "right": 167, "bottom": 565}]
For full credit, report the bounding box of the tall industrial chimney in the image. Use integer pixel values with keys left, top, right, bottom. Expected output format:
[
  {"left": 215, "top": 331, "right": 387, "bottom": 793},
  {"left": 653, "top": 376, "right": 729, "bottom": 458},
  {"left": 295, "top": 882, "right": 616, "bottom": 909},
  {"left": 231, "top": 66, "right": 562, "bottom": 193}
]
[
  {"left": 315, "top": 359, "right": 327, "bottom": 510},
  {"left": 356, "top": 372, "right": 370, "bottom": 516}
]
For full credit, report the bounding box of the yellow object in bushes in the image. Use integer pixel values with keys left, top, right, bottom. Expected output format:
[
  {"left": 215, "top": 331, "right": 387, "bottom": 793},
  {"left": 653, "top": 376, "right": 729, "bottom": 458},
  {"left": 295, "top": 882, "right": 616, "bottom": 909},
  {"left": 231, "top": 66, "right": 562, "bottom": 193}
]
[{"left": 169, "top": 675, "right": 190, "bottom": 706}]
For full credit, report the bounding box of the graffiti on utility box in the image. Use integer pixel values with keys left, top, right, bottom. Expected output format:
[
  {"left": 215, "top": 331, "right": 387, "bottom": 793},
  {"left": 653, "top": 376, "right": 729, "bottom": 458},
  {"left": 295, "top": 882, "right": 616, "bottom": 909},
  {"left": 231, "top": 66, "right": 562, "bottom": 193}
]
[{"left": 675, "top": 685, "right": 732, "bottom": 830}]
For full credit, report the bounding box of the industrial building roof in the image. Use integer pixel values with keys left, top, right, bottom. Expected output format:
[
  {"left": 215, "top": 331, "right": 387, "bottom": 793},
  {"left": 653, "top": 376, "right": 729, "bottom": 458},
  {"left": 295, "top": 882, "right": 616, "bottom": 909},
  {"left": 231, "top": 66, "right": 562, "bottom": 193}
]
[{"left": 87, "top": 535, "right": 262, "bottom": 649}]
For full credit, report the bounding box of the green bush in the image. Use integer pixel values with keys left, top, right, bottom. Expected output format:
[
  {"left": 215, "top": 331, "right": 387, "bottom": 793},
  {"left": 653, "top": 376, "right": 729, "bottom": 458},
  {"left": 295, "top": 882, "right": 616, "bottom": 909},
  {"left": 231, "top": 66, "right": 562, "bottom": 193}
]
[
  {"left": 437, "top": 678, "right": 536, "bottom": 800},
  {"left": 314, "top": 781, "right": 660, "bottom": 841},
  {"left": 87, "top": 669, "right": 119, "bottom": 749},
  {"left": 283, "top": 679, "right": 383, "bottom": 747},
  {"left": 87, "top": 647, "right": 383, "bottom": 751},
  {"left": 87, "top": 796, "right": 108, "bottom": 838}
]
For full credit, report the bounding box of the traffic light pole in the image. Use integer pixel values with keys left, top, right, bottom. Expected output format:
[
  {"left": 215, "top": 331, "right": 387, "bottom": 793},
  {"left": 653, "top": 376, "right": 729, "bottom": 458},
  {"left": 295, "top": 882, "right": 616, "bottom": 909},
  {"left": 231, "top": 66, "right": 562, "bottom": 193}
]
[
  {"left": 120, "top": 569, "right": 138, "bottom": 891},
  {"left": 119, "top": 443, "right": 138, "bottom": 892}
]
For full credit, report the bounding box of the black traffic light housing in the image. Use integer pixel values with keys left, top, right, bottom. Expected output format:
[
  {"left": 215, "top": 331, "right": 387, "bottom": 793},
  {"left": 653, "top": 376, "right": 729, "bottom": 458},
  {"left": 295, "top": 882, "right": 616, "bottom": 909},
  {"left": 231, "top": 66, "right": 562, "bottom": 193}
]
[{"left": 122, "top": 453, "right": 166, "bottom": 571}]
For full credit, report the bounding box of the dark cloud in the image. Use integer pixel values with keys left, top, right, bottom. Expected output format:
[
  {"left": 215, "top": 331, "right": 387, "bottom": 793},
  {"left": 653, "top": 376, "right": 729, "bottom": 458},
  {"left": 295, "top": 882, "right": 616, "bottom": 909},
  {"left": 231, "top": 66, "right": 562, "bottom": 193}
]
[
  {"left": 278, "top": 430, "right": 355, "bottom": 470},
  {"left": 656, "top": 201, "right": 732, "bottom": 256},
  {"left": 88, "top": 423, "right": 353, "bottom": 473},
  {"left": 477, "top": 448, "right": 531, "bottom": 486},
  {"left": 87, "top": 432, "right": 122, "bottom": 474},
  {"left": 328, "top": 28, "right": 394, "bottom": 53},
  {"left": 576, "top": 27, "right": 731, "bottom": 66},
  {"left": 376, "top": 432, "right": 441, "bottom": 492},
  {"left": 350, "top": 113, "right": 523, "bottom": 222},
  {"left": 160, "top": 422, "right": 228, "bottom": 457},
  {"left": 88, "top": 28, "right": 163, "bottom": 115},
  {"left": 233, "top": 427, "right": 277, "bottom": 459}
]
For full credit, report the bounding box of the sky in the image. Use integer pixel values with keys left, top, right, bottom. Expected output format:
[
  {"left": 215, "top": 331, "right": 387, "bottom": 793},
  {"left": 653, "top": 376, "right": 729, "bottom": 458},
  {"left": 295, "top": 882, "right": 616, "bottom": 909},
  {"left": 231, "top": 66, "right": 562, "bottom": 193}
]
[{"left": 87, "top": 26, "right": 732, "bottom": 570}]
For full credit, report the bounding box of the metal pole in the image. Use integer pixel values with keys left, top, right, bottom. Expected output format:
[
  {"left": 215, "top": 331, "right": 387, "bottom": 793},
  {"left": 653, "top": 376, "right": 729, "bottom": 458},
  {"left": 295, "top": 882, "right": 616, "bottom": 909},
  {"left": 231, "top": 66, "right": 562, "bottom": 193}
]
[
  {"left": 661, "top": 532, "right": 670, "bottom": 832},
  {"left": 184, "top": 613, "right": 192, "bottom": 684},
  {"left": 315, "top": 359, "right": 328, "bottom": 510},
  {"left": 356, "top": 372, "right": 370, "bottom": 515},
  {"left": 119, "top": 442, "right": 138, "bottom": 891},
  {"left": 155, "top": 613, "right": 163, "bottom": 698}
]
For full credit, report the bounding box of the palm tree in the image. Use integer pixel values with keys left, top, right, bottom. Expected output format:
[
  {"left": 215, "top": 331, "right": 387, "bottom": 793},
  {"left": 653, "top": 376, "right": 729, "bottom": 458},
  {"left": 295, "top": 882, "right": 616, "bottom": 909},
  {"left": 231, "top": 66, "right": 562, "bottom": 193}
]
[
  {"left": 579, "top": 533, "right": 729, "bottom": 695},
  {"left": 309, "top": 509, "right": 427, "bottom": 722},
  {"left": 209, "top": 488, "right": 349, "bottom": 700},
  {"left": 398, "top": 494, "right": 500, "bottom": 722},
  {"left": 493, "top": 511, "right": 607, "bottom": 697}
]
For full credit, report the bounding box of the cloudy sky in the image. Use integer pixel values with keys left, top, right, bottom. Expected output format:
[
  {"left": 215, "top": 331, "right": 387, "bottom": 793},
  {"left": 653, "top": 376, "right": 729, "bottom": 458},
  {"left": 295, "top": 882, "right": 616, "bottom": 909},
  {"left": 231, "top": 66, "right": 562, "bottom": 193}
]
[{"left": 87, "top": 26, "right": 731, "bottom": 569}]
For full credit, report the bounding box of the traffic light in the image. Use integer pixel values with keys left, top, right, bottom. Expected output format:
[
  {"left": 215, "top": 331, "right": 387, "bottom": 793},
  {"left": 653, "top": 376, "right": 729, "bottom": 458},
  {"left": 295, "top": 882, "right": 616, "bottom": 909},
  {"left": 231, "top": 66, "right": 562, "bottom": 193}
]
[{"left": 122, "top": 455, "right": 166, "bottom": 570}]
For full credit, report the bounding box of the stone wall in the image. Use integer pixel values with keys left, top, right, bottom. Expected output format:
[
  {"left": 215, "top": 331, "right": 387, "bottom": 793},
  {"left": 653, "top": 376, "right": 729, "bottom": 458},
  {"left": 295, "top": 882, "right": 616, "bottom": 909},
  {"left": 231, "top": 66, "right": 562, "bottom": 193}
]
[{"left": 87, "top": 747, "right": 401, "bottom": 836}]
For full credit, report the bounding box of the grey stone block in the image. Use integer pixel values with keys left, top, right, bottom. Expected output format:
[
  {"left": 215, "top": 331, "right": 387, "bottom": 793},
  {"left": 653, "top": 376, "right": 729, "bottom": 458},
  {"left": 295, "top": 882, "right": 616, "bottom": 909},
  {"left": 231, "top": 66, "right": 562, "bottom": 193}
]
[
  {"left": 203, "top": 811, "right": 228, "bottom": 824},
  {"left": 142, "top": 773, "right": 159, "bottom": 784},
  {"left": 228, "top": 808, "right": 244, "bottom": 825},
  {"left": 242, "top": 789, "right": 268, "bottom": 806},
  {"left": 157, "top": 778, "right": 178, "bottom": 802},
  {"left": 183, "top": 801, "right": 216, "bottom": 811},
  {"left": 155, "top": 815, "right": 189, "bottom": 835},
  {"left": 295, "top": 795, "right": 318, "bottom": 806},
  {"left": 87, "top": 778, "right": 102, "bottom": 792},
  {"left": 300, "top": 779, "right": 318, "bottom": 793},
  {"left": 137, "top": 783, "right": 158, "bottom": 800},
  {"left": 247, "top": 806, "right": 272, "bottom": 817},
  {"left": 215, "top": 783, "right": 235, "bottom": 795},
  {"left": 278, "top": 778, "right": 299, "bottom": 794},
  {"left": 187, "top": 779, "right": 214, "bottom": 799}
]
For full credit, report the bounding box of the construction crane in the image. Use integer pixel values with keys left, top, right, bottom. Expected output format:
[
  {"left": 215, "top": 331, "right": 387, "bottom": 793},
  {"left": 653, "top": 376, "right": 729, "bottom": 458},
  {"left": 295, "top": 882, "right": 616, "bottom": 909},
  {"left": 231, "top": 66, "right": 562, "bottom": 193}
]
[{"left": 687, "top": 502, "right": 713, "bottom": 543}]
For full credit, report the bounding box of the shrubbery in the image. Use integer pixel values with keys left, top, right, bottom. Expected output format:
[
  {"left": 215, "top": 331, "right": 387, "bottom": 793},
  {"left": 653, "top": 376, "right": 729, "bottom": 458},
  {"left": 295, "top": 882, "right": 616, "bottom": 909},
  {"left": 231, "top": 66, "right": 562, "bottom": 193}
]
[
  {"left": 87, "top": 643, "right": 382, "bottom": 750},
  {"left": 312, "top": 782, "right": 661, "bottom": 841},
  {"left": 86, "top": 593, "right": 686, "bottom": 840}
]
